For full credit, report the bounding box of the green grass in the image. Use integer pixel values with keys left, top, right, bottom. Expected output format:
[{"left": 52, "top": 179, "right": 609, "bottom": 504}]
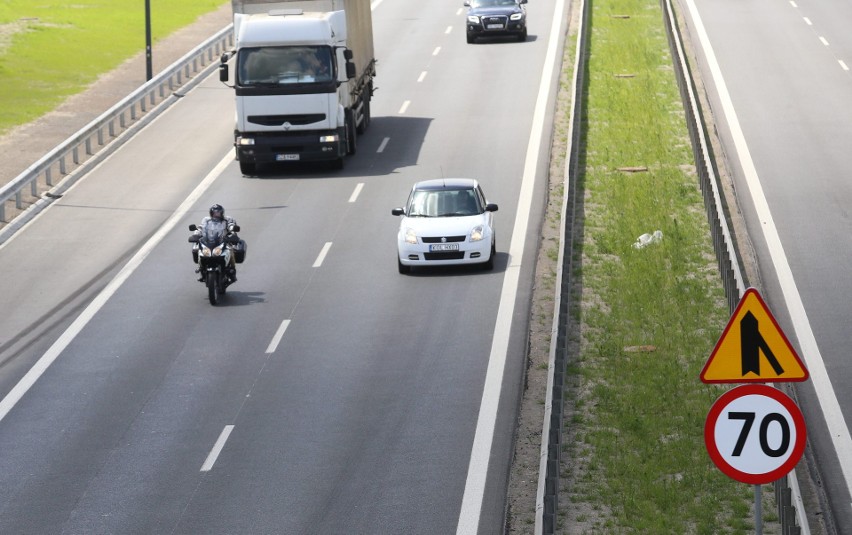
[
  {"left": 563, "top": 0, "right": 774, "bottom": 532},
  {"left": 0, "top": 0, "right": 226, "bottom": 134}
]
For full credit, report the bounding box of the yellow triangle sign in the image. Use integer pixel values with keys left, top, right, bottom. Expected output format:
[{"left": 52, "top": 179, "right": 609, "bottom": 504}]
[{"left": 701, "top": 288, "right": 809, "bottom": 383}]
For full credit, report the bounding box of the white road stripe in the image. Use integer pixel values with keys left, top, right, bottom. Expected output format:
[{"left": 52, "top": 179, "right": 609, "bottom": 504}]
[
  {"left": 418, "top": 71, "right": 428, "bottom": 83},
  {"left": 200, "top": 425, "right": 235, "bottom": 472},
  {"left": 313, "top": 242, "right": 333, "bottom": 267},
  {"left": 455, "top": 0, "right": 565, "bottom": 530},
  {"left": 790, "top": 1, "right": 797, "bottom": 7},
  {"left": 456, "top": 8, "right": 463, "bottom": 15},
  {"left": 446, "top": 26, "right": 453, "bottom": 34},
  {"left": 840, "top": 60, "right": 850, "bottom": 71},
  {"left": 377, "top": 137, "right": 390, "bottom": 153},
  {"left": 432, "top": 46, "right": 441, "bottom": 56},
  {"left": 266, "top": 319, "right": 291, "bottom": 354},
  {"left": 398, "top": 100, "right": 410, "bottom": 114},
  {"left": 686, "top": 0, "right": 852, "bottom": 515},
  {"left": 803, "top": 17, "right": 812, "bottom": 26},
  {"left": 349, "top": 183, "right": 365, "bottom": 203},
  {"left": 0, "top": 151, "right": 233, "bottom": 424},
  {"left": 819, "top": 36, "right": 829, "bottom": 46}
]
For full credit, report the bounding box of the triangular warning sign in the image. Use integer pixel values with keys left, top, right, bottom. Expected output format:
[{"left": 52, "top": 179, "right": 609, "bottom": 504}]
[{"left": 701, "top": 288, "right": 809, "bottom": 383}]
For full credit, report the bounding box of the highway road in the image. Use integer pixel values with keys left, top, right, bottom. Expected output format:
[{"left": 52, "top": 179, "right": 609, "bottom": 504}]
[
  {"left": 681, "top": 0, "right": 852, "bottom": 530},
  {"left": 0, "top": 0, "right": 567, "bottom": 533}
]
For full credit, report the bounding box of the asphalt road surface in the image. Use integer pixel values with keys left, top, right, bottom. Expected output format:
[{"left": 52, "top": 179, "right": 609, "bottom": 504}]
[
  {"left": 0, "top": 0, "right": 567, "bottom": 532},
  {"left": 681, "top": 0, "right": 852, "bottom": 530}
]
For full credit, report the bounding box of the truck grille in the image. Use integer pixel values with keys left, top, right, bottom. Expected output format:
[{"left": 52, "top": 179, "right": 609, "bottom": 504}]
[{"left": 248, "top": 114, "right": 326, "bottom": 127}]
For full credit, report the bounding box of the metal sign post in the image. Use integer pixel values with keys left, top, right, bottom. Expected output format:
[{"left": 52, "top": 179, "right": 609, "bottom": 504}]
[{"left": 145, "top": 0, "right": 153, "bottom": 81}]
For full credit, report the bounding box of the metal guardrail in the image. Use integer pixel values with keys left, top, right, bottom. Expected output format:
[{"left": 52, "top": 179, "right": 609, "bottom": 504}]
[
  {"left": 0, "top": 24, "right": 235, "bottom": 228},
  {"left": 537, "top": 0, "right": 803, "bottom": 532},
  {"left": 660, "top": 1, "right": 809, "bottom": 534}
]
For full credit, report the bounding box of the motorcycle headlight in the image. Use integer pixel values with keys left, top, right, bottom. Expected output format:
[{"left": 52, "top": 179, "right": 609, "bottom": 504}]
[
  {"left": 201, "top": 247, "right": 212, "bottom": 257},
  {"left": 470, "top": 225, "right": 485, "bottom": 242},
  {"left": 213, "top": 246, "right": 224, "bottom": 256},
  {"left": 404, "top": 227, "right": 418, "bottom": 245},
  {"left": 510, "top": 12, "right": 524, "bottom": 20},
  {"left": 467, "top": 15, "right": 480, "bottom": 23}
]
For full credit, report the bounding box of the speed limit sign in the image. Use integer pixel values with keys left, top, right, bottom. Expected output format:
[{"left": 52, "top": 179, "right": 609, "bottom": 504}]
[{"left": 705, "top": 384, "right": 806, "bottom": 484}]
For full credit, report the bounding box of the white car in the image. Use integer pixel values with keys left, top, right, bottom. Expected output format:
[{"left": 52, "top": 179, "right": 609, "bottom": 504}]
[{"left": 392, "top": 178, "right": 498, "bottom": 273}]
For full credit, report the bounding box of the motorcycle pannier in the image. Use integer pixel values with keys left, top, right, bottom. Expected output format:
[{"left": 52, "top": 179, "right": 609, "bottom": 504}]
[{"left": 234, "top": 239, "right": 247, "bottom": 263}]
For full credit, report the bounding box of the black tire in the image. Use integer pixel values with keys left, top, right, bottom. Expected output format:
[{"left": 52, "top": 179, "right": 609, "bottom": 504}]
[
  {"left": 467, "top": 33, "right": 476, "bottom": 44},
  {"left": 398, "top": 257, "right": 411, "bottom": 274},
  {"left": 239, "top": 160, "right": 256, "bottom": 176},
  {"left": 207, "top": 274, "right": 219, "bottom": 305},
  {"left": 483, "top": 242, "right": 496, "bottom": 271},
  {"left": 346, "top": 109, "right": 357, "bottom": 155},
  {"left": 517, "top": 28, "right": 527, "bottom": 42},
  {"left": 331, "top": 157, "right": 344, "bottom": 171}
]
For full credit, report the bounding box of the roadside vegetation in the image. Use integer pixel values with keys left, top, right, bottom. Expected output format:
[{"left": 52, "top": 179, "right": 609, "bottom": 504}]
[
  {"left": 0, "top": 0, "right": 224, "bottom": 135},
  {"left": 518, "top": 0, "right": 780, "bottom": 532}
]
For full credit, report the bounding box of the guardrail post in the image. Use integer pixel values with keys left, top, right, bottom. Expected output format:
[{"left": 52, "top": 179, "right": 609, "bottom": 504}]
[
  {"left": 15, "top": 191, "right": 22, "bottom": 210},
  {"left": 72, "top": 147, "right": 79, "bottom": 165},
  {"left": 45, "top": 167, "right": 53, "bottom": 187},
  {"left": 85, "top": 137, "right": 93, "bottom": 156},
  {"left": 97, "top": 127, "right": 104, "bottom": 146},
  {"left": 59, "top": 155, "right": 67, "bottom": 175}
]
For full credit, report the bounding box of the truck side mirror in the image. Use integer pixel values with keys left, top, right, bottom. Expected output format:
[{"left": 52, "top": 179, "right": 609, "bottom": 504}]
[
  {"left": 343, "top": 49, "right": 353, "bottom": 61},
  {"left": 219, "top": 63, "right": 229, "bottom": 83},
  {"left": 346, "top": 62, "right": 356, "bottom": 80}
]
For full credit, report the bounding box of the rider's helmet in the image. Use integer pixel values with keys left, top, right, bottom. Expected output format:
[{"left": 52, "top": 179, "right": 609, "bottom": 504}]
[{"left": 209, "top": 204, "right": 224, "bottom": 221}]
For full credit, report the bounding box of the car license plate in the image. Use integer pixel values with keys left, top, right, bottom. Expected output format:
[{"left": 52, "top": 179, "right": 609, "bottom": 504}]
[
  {"left": 430, "top": 243, "right": 459, "bottom": 252},
  {"left": 487, "top": 23, "right": 504, "bottom": 29},
  {"left": 276, "top": 154, "right": 299, "bottom": 161}
]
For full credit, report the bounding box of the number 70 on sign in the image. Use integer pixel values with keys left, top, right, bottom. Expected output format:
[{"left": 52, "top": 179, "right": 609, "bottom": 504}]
[{"left": 705, "top": 385, "right": 807, "bottom": 485}]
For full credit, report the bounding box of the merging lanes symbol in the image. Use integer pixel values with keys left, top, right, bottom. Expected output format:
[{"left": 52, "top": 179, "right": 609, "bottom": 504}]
[{"left": 701, "top": 288, "right": 808, "bottom": 384}]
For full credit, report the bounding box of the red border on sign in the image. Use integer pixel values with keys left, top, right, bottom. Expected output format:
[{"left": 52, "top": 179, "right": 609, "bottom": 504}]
[{"left": 704, "top": 385, "right": 807, "bottom": 485}]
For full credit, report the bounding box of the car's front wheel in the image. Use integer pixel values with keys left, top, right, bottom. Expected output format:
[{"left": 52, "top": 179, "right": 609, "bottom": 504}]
[
  {"left": 467, "top": 32, "right": 476, "bottom": 44},
  {"left": 398, "top": 257, "right": 411, "bottom": 274},
  {"left": 483, "top": 242, "right": 496, "bottom": 271},
  {"left": 517, "top": 28, "right": 528, "bottom": 42}
]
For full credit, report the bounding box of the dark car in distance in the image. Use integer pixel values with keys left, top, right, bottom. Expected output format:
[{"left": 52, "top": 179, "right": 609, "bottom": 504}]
[{"left": 464, "top": 0, "right": 528, "bottom": 44}]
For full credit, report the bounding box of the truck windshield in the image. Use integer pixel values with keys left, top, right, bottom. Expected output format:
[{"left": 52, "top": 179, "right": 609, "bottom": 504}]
[{"left": 238, "top": 46, "right": 333, "bottom": 85}]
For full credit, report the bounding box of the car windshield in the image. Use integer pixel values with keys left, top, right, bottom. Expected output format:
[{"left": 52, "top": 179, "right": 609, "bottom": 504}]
[
  {"left": 469, "top": 0, "right": 518, "bottom": 7},
  {"left": 406, "top": 188, "right": 483, "bottom": 217},
  {"left": 238, "top": 46, "right": 333, "bottom": 85}
]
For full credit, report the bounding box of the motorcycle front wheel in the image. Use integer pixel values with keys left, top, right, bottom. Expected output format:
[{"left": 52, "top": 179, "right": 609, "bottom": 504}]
[{"left": 207, "top": 272, "right": 219, "bottom": 305}]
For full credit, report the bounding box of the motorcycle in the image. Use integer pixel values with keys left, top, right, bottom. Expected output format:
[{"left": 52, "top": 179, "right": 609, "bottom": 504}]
[{"left": 188, "top": 223, "right": 244, "bottom": 305}]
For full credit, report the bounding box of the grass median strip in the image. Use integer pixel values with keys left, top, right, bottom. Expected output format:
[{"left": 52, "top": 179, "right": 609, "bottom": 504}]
[
  {"left": 559, "top": 0, "right": 776, "bottom": 532},
  {"left": 0, "top": 0, "right": 224, "bottom": 135}
]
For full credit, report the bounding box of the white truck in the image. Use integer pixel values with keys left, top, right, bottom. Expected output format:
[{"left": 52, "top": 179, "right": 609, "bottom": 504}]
[{"left": 220, "top": 0, "right": 376, "bottom": 173}]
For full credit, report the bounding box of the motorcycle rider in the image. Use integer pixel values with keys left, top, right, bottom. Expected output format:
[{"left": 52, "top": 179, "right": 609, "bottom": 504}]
[{"left": 193, "top": 203, "right": 240, "bottom": 282}]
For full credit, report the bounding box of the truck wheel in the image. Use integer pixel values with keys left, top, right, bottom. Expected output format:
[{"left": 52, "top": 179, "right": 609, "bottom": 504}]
[
  {"left": 239, "top": 161, "right": 256, "bottom": 175},
  {"left": 346, "top": 109, "right": 357, "bottom": 155}
]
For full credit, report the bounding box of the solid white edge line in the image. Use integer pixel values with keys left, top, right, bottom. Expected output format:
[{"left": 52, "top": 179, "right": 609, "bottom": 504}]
[
  {"left": 398, "top": 101, "right": 410, "bottom": 114},
  {"left": 377, "top": 137, "right": 390, "bottom": 153},
  {"left": 685, "top": 0, "right": 852, "bottom": 522},
  {"left": 265, "top": 319, "right": 291, "bottom": 354},
  {"left": 454, "top": 0, "right": 564, "bottom": 530},
  {"left": 313, "top": 242, "right": 332, "bottom": 268},
  {"left": 200, "top": 425, "right": 235, "bottom": 472},
  {"left": 0, "top": 151, "right": 233, "bottom": 424},
  {"left": 348, "top": 183, "right": 364, "bottom": 203}
]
